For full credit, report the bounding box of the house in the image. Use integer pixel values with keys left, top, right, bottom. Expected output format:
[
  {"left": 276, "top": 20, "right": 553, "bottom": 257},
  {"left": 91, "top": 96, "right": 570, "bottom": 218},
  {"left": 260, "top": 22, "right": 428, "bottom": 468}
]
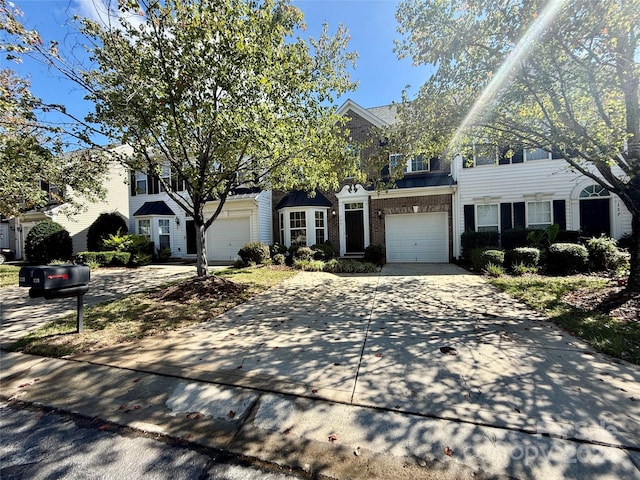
[
  {"left": 128, "top": 172, "right": 272, "bottom": 263},
  {"left": 273, "top": 99, "right": 457, "bottom": 262},
  {"left": 10, "top": 153, "right": 130, "bottom": 260}
]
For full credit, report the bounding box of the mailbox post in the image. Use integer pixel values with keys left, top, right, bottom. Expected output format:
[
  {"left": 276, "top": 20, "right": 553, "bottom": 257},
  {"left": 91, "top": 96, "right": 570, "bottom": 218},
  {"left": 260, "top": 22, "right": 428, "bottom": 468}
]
[{"left": 19, "top": 265, "right": 91, "bottom": 333}]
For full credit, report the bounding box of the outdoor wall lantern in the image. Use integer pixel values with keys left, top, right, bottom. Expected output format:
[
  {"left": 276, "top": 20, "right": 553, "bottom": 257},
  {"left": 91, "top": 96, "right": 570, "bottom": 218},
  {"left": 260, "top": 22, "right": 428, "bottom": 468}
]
[
  {"left": 377, "top": 210, "right": 383, "bottom": 219},
  {"left": 331, "top": 209, "right": 336, "bottom": 217},
  {"left": 175, "top": 216, "right": 181, "bottom": 227},
  {"left": 412, "top": 205, "right": 419, "bottom": 213}
]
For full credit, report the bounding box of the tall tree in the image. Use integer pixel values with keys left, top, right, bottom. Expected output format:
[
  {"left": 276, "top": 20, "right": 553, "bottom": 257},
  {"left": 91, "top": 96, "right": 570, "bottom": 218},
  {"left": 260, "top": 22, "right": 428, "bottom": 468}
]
[
  {"left": 74, "top": 0, "right": 356, "bottom": 276},
  {"left": 395, "top": 0, "right": 640, "bottom": 290},
  {"left": 0, "top": 0, "right": 108, "bottom": 218}
]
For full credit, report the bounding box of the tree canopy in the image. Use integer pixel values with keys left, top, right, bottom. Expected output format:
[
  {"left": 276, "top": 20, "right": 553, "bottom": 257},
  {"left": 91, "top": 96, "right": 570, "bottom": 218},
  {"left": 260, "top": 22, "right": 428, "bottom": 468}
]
[
  {"left": 75, "top": 0, "right": 357, "bottom": 275},
  {"left": 0, "top": 0, "right": 108, "bottom": 218},
  {"left": 395, "top": 0, "right": 640, "bottom": 290}
]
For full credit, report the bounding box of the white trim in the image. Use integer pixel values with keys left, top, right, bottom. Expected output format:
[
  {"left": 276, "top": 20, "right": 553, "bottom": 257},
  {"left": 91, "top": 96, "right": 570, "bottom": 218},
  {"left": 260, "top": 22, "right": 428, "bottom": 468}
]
[
  {"left": 336, "top": 99, "right": 389, "bottom": 128},
  {"left": 335, "top": 184, "right": 370, "bottom": 256},
  {"left": 372, "top": 185, "right": 455, "bottom": 199}
]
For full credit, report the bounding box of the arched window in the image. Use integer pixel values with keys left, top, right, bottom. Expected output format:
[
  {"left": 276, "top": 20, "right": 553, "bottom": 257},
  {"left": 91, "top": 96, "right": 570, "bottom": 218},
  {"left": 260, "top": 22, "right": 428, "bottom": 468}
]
[{"left": 579, "top": 185, "right": 609, "bottom": 198}]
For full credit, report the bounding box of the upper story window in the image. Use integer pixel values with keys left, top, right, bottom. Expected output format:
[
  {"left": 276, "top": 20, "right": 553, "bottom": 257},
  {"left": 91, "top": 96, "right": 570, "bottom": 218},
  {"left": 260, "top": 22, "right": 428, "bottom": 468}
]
[
  {"left": 389, "top": 154, "right": 429, "bottom": 173},
  {"left": 527, "top": 201, "right": 552, "bottom": 229},
  {"left": 135, "top": 171, "right": 148, "bottom": 194},
  {"left": 474, "top": 144, "right": 497, "bottom": 166},
  {"left": 159, "top": 164, "right": 171, "bottom": 192},
  {"left": 524, "top": 147, "right": 551, "bottom": 161}
]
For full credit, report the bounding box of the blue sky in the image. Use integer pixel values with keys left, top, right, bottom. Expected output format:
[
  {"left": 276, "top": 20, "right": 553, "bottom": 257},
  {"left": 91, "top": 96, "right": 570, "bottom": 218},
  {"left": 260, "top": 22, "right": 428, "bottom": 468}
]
[{"left": 11, "top": 0, "right": 432, "bottom": 136}]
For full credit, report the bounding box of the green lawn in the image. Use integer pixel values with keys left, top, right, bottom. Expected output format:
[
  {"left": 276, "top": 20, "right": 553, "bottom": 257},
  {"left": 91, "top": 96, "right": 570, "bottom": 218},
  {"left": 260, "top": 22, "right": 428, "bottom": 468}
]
[
  {"left": 490, "top": 274, "right": 640, "bottom": 364},
  {"left": 10, "top": 266, "right": 297, "bottom": 358},
  {"left": 0, "top": 265, "right": 20, "bottom": 288}
]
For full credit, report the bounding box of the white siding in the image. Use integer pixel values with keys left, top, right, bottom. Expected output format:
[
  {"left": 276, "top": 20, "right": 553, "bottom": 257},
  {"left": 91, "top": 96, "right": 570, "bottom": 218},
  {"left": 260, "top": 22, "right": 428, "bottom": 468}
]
[
  {"left": 452, "top": 156, "right": 633, "bottom": 258},
  {"left": 54, "top": 162, "right": 130, "bottom": 254},
  {"left": 256, "top": 190, "right": 273, "bottom": 245}
]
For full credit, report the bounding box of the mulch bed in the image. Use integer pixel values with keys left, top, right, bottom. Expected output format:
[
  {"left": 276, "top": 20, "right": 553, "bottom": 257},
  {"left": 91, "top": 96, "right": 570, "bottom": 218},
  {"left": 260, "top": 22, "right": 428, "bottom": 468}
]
[
  {"left": 148, "top": 276, "right": 247, "bottom": 303},
  {"left": 564, "top": 284, "right": 639, "bottom": 323}
]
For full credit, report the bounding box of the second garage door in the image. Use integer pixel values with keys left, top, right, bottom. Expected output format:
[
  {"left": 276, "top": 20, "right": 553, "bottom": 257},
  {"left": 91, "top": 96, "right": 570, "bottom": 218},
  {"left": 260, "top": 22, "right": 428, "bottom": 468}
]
[
  {"left": 207, "top": 217, "right": 251, "bottom": 262},
  {"left": 385, "top": 213, "right": 448, "bottom": 263}
]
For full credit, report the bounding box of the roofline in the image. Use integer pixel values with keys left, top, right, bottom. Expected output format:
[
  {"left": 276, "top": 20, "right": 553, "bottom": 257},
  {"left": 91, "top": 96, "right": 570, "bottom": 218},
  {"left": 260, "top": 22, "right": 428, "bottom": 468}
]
[{"left": 336, "top": 99, "right": 389, "bottom": 128}]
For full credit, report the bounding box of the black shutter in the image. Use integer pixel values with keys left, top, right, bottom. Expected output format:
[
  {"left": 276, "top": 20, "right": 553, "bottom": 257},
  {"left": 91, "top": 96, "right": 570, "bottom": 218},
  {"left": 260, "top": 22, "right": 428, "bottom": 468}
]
[
  {"left": 463, "top": 205, "right": 475, "bottom": 232},
  {"left": 148, "top": 175, "right": 159, "bottom": 195},
  {"left": 130, "top": 171, "right": 137, "bottom": 196},
  {"left": 553, "top": 200, "right": 566, "bottom": 230},
  {"left": 500, "top": 203, "right": 513, "bottom": 231},
  {"left": 430, "top": 157, "right": 441, "bottom": 171},
  {"left": 514, "top": 202, "right": 526, "bottom": 229}
]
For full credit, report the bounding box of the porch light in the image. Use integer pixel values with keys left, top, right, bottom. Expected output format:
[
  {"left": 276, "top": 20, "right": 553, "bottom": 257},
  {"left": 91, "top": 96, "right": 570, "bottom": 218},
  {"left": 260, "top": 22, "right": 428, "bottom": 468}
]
[
  {"left": 377, "top": 210, "right": 383, "bottom": 219},
  {"left": 331, "top": 209, "right": 336, "bottom": 217},
  {"left": 175, "top": 216, "right": 180, "bottom": 227}
]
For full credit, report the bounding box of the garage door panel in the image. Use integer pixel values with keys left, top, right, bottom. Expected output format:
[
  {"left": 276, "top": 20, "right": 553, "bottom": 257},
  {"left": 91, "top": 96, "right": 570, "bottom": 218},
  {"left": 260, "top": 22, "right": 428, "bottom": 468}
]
[
  {"left": 385, "top": 213, "right": 448, "bottom": 263},
  {"left": 207, "top": 217, "right": 250, "bottom": 262}
]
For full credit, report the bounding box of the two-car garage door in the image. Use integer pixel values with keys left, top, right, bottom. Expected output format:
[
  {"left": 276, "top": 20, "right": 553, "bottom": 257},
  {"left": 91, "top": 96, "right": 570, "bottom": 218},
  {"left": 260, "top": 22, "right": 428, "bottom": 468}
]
[
  {"left": 385, "top": 213, "right": 448, "bottom": 263},
  {"left": 206, "top": 217, "right": 250, "bottom": 262}
]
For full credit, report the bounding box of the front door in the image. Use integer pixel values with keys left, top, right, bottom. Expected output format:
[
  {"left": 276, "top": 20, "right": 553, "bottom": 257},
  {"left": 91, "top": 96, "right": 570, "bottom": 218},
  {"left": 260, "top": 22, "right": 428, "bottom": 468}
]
[
  {"left": 580, "top": 198, "right": 610, "bottom": 237},
  {"left": 186, "top": 220, "right": 197, "bottom": 255},
  {"left": 345, "top": 209, "right": 365, "bottom": 253}
]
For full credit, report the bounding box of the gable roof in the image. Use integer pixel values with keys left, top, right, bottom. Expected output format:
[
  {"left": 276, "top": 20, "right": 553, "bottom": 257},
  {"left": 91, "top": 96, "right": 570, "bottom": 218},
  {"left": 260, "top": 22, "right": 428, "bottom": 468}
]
[
  {"left": 133, "top": 201, "right": 175, "bottom": 216},
  {"left": 366, "top": 104, "right": 398, "bottom": 126},
  {"left": 275, "top": 191, "right": 332, "bottom": 209},
  {"left": 337, "top": 99, "right": 392, "bottom": 128}
]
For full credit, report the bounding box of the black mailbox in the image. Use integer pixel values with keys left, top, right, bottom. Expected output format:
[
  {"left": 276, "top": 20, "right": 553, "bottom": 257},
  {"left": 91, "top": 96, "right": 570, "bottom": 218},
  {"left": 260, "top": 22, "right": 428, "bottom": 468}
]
[{"left": 18, "top": 265, "right": 91, "bottom": 332}]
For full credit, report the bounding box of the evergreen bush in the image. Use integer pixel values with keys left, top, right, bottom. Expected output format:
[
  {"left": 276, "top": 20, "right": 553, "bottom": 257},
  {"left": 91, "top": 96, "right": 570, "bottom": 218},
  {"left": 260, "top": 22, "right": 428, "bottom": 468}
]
[
  {"left": 506, "top": 247, "right": 540, "bottom": 268},
  {"left": 238, "top": 242, "right": 271, "bottom": 265},
  {"left": 364, "top": 244, "right": 385, "bottom": 264},
  {"left": 87, "top": 212, "right": 128, "bottom": 251},
  {"left": 586, "top": 236, "right": 621, "bottom": 271},
  {"left": 547, "top": 243, "right": 588, "bottom": 274},
  {"left": 25, "top": 220, "right": 73, "bottom": 264}
]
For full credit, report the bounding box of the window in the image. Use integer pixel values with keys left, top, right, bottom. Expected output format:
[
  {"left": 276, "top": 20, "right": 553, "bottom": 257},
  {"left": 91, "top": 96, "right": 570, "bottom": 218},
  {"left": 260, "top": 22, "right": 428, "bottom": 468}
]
[
  {"left": 525, "top": 147, "right": 551, "bottom": 161},
  {"left": 477, "top": 204, "right": 499, "bottom": 232},
  {"left": 474, "top": 144, "right": 497, "bottom": 166},
  {"left": 135, "top": 172, "right": 148, "bottom": 194},
  {"left": 315, "top": 211, "right": 325, "bottom": 244},
  {"left": 580, "top": 185, "right": 609, "bottom": 198},
  {"left": 159, "top": 164, "right": 171, "bottom": 192},
  {"left": 389, "top": 154, "right": 407, "bottom": 173},
  {"left": 345, "top": 202, "right": 364, "bottom": 210},
  {"left": 279, "top": 212, "right": 285, "bottom": 245},
  {"left": 158, "top": 219, "right": 171, "bottom": 251},
  {"left": 290, "top": 211, "right": 306, "bottom": 245},
  {"left": 527, "top": 201, "right": 552, "bottom": 229},
  {"left": 389, "top": 154, "right": 429, "bottom": 173},
  {"left": 138, "top": 219, "right": 151, "bottom": 238}
]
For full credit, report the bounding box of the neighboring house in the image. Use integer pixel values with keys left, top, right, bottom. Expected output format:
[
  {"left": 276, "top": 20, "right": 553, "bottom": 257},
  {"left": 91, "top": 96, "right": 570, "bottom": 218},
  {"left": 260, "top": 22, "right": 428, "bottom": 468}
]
[
  {"left": 451, "top": 147, "right": 633, "bottom": 257},
  {"left": 128, "top": 171, "right": 272, "bottom": 263},
  {"left": 273, "top": 99, "right": 457, "bottom": 262},
  {"left": 11, "top": 158, "right": 130, "bottom": 260}
]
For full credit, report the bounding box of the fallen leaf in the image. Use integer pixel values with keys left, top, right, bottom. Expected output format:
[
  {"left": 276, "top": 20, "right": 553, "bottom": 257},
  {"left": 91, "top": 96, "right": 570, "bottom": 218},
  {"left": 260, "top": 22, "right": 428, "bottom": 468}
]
[
  {"left": 227, "top": 410, "right": 236, "bottom": 419},
  {"left": 439, "top": 346, "right": 458, "bottom": 355},
  {"left": 514, "top": 408, "right": 521, "bottom": 414},
  {"left": 328, "top": 434, "right": 338, "bottom": 442},
  {"left": 444, "top": 446, "right": 454, "bottom": 456},
  {"left": 119, "top": 404, "right": 128, "bottom": 410},
  {"left": 193, "top": 412, "right": 201, "bottom": 420},
  {"left": 185, "top": 434, "right": 193, "bottom": 440},
  {"left": 99, "top": 424, "right": 108, "bottom": 431},
  {"left": 333, "top": 362, "right": 341, "bottom": 366},
  {"left": 18, "top": 382, "right": 32, "bottom": 388},
  {"left": 34, "top": 378, "right": 41, "bottom": 382},
  {"left": 375, "top": 353, "right": 382, "bottom": 358},
  {"left": 282, "top": 427, "right": 293, "bottom": 435},
  {"left": 354, "top": 447, "right": 361, "bottom": 456},
  {"left": 133, "top": 378, "right": 141, "bottom": 383},
  {"left": 133, "top": 405, "right": 141, "bottom": 410},
  {"left": 237, "top": 365, "right": 243, "bottom": 369},
  {"left": 311, "top": 389, "right": 319, "bottom": 394}
]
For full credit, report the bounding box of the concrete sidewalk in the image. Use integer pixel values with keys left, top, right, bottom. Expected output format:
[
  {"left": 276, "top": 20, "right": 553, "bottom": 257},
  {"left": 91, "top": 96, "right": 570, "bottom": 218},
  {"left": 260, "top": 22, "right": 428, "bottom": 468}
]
[{"left": 2, "top": 264, "right": 640, "bottom": 479}]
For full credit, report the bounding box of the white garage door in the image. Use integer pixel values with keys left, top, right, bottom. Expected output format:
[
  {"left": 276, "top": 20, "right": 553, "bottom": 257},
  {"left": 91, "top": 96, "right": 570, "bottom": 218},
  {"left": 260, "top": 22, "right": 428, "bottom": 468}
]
[
  {"left": 207, "top": 217, "right": 251, "bottom": 262},
  {"left": 385, "top": 213, "right": 448, "bottom": 263}
]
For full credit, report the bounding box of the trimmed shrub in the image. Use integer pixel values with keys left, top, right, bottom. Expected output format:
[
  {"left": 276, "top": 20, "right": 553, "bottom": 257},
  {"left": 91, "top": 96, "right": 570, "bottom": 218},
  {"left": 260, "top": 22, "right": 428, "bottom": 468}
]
[
  {"left": 101, "top": 230, "right": 133, "bottom": 252},
  {"left": 272, "top": 253, "right": 286, "bottom": 265},
  {"left": 270, "top": 243, "right": 288, "bottom": 257},
  {"left": 157, "top": 247, "right": 172, "bottom": 262},
  {"left": 586, "top": 236, "right": 621, "bottom": 272},
  {"left": 293, "top": 246, "right": 314, "bottom": 261},
  {"left": 311, "top": 243, "right": 335, "bottom": 261},
  {"left": 461, "top": 231, "right": 499, "bottom": 261},
  {"left": 364, "top": 244, "right": 385, "bottom": 265},
  {"left": 129, "top": 253, "right": 152, "bottom": 267},
  {"left": 25, "top": 220, "right": 73, "bottom": 264},
  {"left": 547, "top": 243, "right": 588, "bottom": 274},
  {"left": 511, "top": 263, "right": 539, "bottom": 276},
  {"left": 294, "top": 259, "right": 326, "bottom": 271},
  {"left": 506, "top": 247, "right": 540, "bottom": 269},
  {"left": 484, "top": 263, "right": 505, "bottom": 277},
  {"left": 76, "top": 251, "right": 131, "bottom": 266},
  {"left": 87, "top": 212, "right": 128, "bottom": 251},
  {"left": 238, "top": 242, "right": 271, "bottom": 265},
  {"left": 323, "top": 258, "right": 377, "bottom": 274},
  {"left": 471, "top": 248, "right": 504, "bottom": 271}
]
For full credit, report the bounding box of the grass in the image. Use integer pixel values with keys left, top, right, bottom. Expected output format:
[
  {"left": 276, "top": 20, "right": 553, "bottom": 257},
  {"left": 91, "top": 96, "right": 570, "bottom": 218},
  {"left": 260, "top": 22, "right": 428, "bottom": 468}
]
[
  {"left": 0, "top": 265, "right": 20, "bottom": 288},
  {"left": 9, "top": 266, "right": 297, "bottom": 358},
  {"left": 490, "top": 274, "right": 640, "bottom": 365}
]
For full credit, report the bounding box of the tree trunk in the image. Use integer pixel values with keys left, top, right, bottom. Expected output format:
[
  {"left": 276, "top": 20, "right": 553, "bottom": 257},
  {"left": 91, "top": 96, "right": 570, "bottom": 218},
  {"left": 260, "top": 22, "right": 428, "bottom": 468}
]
[
  {"left": 195, "top": 221, "right": 208, "bottom": 277},
  {"left": 627, "top": 214, "right": 640, "bottom": 292}
]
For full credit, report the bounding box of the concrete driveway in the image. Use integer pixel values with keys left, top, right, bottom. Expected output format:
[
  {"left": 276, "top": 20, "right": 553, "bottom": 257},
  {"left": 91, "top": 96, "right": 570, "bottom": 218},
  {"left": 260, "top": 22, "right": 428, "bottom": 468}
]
[{"left": 71, "top": 264, "right": 640, "bottom": 452}]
